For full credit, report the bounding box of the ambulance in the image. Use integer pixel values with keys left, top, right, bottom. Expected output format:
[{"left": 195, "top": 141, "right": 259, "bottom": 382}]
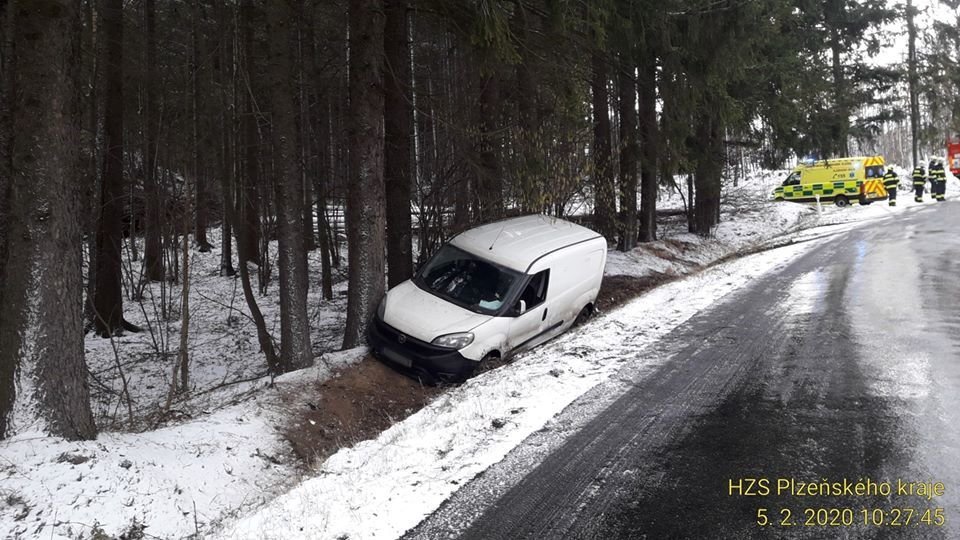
[{"left": 772, "top": 156, "right": 888, "bottom": 207}]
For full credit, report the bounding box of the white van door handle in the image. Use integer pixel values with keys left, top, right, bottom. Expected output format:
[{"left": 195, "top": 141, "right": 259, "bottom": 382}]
[{"left": 542, "top": 308, "right": 548, "bottom": 321}]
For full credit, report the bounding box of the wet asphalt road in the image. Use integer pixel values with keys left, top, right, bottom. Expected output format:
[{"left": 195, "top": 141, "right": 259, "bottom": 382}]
[{"left": 408, "top": 200, "right": 960, "bottom": 540}]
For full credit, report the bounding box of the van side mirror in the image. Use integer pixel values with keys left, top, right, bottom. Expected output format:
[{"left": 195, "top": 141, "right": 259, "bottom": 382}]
[{"left": 518, "top": 300, "right": 527, "bottom": 315}]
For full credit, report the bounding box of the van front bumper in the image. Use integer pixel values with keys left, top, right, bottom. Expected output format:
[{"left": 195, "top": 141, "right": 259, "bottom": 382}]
[{"left": 367, "top": 316, "right": 477, "bottom": 383}]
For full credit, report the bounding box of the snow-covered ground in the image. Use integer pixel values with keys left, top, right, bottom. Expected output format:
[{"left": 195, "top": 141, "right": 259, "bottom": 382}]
[
  {"left": 1, "top": 168, "right": 956, "bottom": 539},
  {"left": 77, "top": 233, "right": 351, "bottom": 431}
]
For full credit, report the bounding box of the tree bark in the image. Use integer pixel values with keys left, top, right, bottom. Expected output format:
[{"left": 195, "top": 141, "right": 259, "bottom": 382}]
[
  {"left": 637, "top": 46, "right": 658, "bottom": 243},
  {"left": 342, "top": 0, "right": 386, "bottom": 349},
  {"left": 384, "top": 0, "right": 413, "bottom": 288},
  {"left": 93, "top": 0, "right": 128, "bottom": 336},
  {"left": 617, "top": 55, "right": 638, "bottom": 252},
  {"left": 240, "top": 0, "right": 260, "bottom": 265},
  {"left": 266, "top": 0, "right": 312, "bottom": 371},
  {"left": 82, "top": 0, "right": 100, "bottom": 323},
  {"left": 143, "top": 0, "right": 164, "bottom": 281},
  {"left": 192, "top": 0, "right": 212, "bottom": 253},
  {"left": 175, "top": 183, "right": 191, "bottom": 395},
  {"left": 0, "top": 0, "right": 12, "bottom": 438},
  {"left": 296, "top": 8, "right": 316, "bottom": 253},
  {"left": 317, "top": 96, "right": 333, "bottom": 300},
  {"left": 218, "top": 0, "right": 235, "bottom": 276},
  {"left": 693, "top": 101, "right": 723, "bottom": 236},
  {"left": 0, "top": 0, "right": 96, "bottom": 440},
  {"left": 591, "top": 50, "right": 616, "bottom": 243}
]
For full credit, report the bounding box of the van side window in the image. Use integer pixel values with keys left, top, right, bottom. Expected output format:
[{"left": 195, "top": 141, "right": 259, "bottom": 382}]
[{"left": 517, "top": 270, "right": 549, "bottom": 312}]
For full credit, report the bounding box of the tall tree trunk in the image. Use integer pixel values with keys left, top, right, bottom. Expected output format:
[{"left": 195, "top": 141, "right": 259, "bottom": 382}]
[
  {"left": 306, "top": 12, "right": 331, "bottom": 297},
  {"left": 218, "top": 0, "right": 236, "bottom": 276},
  {"left": 637, "top": 46, "right": 658, "bottom": 243},
  {"left": 0, "top": 0, "right": 96, "bottom": 440},
  {"left": 693, "top": 101, "right": 723, "bottom": 236},
  {"left": 175, "top": 182, "right": 191, "bottom": 396},
  {"left": 240, "top": 0, "right": 260, "bottom": 265},
  {"left": 192, "top": 0, "right": 212, "bottom": 253},
  {"left": 591, "top": 50, "right": 615, "bottom": 243},
  {"left": 342, "top": 0, "right": 386, "bottom": 349},
  {"left": 143, "top": 0, "right": 164, "bottom": 281},
  {"left": 317, "top": 96, "right": 333, "bottom": 300},
  {"left": 513, "top": 1, "right": 538, "bottom": 211},
  {"left": 617, "top": 55, "right": 638, "bottom": 252},
  {"left": 384, "top": 0, "right": 413, "bottom": 288},
  {"left": 82, "top": 0, "right": 100, "bottom": 323},
  {"left": 93, "top": 0, "right": 129, "bottom": 336},
  {"left": 826, "top": 0, "right": 848, "bottom": 156},
  {"left": 267, "top": 0, "right": 312, "bottom": 371},
  {"left": 0, "top": 0, "right": 12, "bottom": 438},
  {"left": 296, "top": 8, "right": 316, "bottom": 253},
  {"left": 907, "top": 0, "right": 919, "bottom": 166}
]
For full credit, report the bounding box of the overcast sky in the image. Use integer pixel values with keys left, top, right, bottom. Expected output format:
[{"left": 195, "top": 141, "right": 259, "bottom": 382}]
[{"left": 878, "top": 0, "right": 956, "bottom": 65}]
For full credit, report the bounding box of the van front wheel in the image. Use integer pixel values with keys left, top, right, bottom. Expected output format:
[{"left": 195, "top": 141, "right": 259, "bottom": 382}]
[
  {"left": 472, "top": 351, "right": 504, "bottom": 378},
  {"left": 574, "top": 305, "right": 594, "bottom": 327},
  {"left": 834, "top": 195, "right": 849, "bottom": 207}
]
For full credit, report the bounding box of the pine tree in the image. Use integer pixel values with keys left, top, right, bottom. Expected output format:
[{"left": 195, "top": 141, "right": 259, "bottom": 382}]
[
  {"left": 0, "top": 0, "right": 96, "bottom": 440},
  {"left": 92, "top": 0, "right": 135, "bottom": 336},
  {"left": 267, "top": 0, "right": 312, "bottom": 371},
  {"left": 384, "top": 0, "right": 414, "bottom": 288},
  {"left": 342, "top": 0, "right": 386, "bottom": 348}
]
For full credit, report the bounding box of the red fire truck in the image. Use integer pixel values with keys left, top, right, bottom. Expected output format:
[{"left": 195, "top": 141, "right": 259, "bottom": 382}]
[{"left": 947, "top": 137, "right": 960, "bottom": 176}]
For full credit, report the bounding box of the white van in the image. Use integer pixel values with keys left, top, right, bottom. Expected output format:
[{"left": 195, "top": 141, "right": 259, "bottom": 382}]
[{"left": 369, "top": 215, "right": 607, "bottom": 382}]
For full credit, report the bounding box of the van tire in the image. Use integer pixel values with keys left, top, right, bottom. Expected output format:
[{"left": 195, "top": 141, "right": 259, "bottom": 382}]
[
  {"left": 472, "top": 351, "right": 503, "bottom": 378},
  {"left": 834, "top": 195, "right": 849, "bottom": 207},
  {"left": 574, "top": 305, "right": 594, "bottom": 327}
]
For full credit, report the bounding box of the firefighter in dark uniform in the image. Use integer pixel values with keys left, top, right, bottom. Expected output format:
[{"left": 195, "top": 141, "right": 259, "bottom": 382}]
[
  {"left": 882, "top": 166, "right": 899, "bottom": 206},
  {"left": 933, "top": 160, "right": 947, "bottom": 201},
  {"left": 912, "top": 164, "right": 926, "bottom": 202}
]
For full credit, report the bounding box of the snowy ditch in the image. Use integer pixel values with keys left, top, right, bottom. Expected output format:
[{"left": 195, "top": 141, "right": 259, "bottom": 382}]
[{"left": 221, "top": 240, "right": 824, "bottom": 539}]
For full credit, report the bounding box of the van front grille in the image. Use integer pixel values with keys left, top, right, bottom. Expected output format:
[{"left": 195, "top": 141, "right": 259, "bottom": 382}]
[{"left": 373, "top": 317, "right": 451, "bottom": 357}]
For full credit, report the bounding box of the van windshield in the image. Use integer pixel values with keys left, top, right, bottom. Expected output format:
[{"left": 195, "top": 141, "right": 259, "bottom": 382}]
[{"left": 414, "top": 245, "right": 521, "bottom": 315}]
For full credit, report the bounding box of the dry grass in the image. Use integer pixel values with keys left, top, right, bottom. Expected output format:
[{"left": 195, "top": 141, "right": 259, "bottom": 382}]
[{"left": 595, "top": 272, "right": 676, "bottom": 313}]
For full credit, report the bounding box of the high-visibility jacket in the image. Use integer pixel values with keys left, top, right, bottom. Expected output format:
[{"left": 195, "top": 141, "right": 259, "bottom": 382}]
[
  {"left": 912, "top": 166, "right": 926, "bottom": 186},
  {"left": 932, "top": 165, "right": 946, "bottom": 183},
  {"left": 882, "top": 170, "right": 899, "bottom": 190}
]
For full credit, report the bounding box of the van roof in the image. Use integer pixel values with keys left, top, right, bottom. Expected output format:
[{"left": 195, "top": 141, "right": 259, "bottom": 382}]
[{"left": 451, "top": 215, "right": 603, "bottom": 273}]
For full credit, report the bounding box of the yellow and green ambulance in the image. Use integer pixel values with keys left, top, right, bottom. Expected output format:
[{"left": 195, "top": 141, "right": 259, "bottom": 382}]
[{"left": 773, "top": 156, "right": 888, "bottom": 207}]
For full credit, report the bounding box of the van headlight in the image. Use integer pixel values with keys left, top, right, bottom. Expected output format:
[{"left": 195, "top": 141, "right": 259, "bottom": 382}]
[
  {"left": 431, "top": 332, "right": 474, "bottom": 349},
  {"left": 376, "top": 296, "right": 386, "bottom": 320}
]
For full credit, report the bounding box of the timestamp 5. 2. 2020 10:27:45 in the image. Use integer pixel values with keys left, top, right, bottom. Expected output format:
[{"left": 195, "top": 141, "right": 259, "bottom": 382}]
[{"left": 755, "top": 507, "right": 946, "bottom": 528}]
